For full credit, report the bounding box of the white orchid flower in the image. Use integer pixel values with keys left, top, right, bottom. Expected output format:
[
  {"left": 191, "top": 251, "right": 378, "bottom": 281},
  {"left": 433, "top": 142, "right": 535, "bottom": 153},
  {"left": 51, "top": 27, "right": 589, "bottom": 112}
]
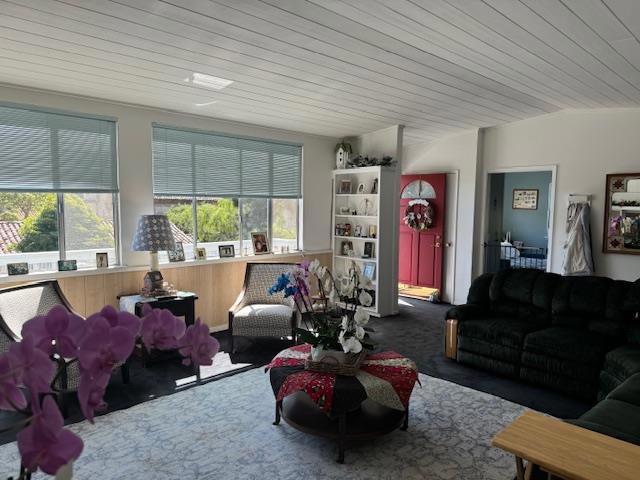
[
  {"left": 359, "top": 290, "right": 373, "bottom": 307},
  {"left": 328, "top": 288, "right": 338, "bottom": 304},
  {"left": 341, "top": 315, "right": 350, "bottom": 331},
  {"left": 338, "top": 334, "right": 363, "bottom": 354},
  {"left": 308, "top": 258, "right": 320, "bottom": 275},
  {"left": 354, "top": 307, "right": 369, "bottom": 326},
  {"left": 355, "top": 325, "right": 365, "bottom": 340}
]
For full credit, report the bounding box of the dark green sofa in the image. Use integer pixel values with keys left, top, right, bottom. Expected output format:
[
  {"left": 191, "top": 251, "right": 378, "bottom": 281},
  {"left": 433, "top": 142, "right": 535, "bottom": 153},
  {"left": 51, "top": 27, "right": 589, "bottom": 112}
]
[{"left": 446, "top": 269, "right": 640, "bottom": 445}]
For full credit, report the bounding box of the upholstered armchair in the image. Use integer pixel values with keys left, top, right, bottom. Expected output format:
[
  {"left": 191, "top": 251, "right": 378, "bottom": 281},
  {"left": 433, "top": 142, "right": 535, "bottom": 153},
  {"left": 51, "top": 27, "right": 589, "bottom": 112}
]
[
  {"left": 229, "top": 263, "right": 298, "bottom": 353},
  {"left": 0, "top": 280, "right": 129, "bottom": 414}
]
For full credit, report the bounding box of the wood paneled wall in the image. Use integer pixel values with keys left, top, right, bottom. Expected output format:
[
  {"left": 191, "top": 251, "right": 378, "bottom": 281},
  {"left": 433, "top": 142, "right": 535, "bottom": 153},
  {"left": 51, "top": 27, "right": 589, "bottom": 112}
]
[{"left": 2, "top": 253, "right": 332, "bottom": 331}]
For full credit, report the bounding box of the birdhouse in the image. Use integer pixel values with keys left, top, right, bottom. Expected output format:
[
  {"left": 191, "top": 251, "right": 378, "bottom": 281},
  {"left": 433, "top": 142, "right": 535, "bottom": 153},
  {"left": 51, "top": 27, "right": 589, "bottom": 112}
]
[{"left": 335, "top": 141, "right": 351, "bottom": 169}]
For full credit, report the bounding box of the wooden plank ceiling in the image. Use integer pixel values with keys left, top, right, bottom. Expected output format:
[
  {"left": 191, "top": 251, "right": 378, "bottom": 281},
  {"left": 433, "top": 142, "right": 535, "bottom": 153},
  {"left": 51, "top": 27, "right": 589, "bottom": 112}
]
[{"left": 1, "top": 0, "right": 639, "bottom": 145}]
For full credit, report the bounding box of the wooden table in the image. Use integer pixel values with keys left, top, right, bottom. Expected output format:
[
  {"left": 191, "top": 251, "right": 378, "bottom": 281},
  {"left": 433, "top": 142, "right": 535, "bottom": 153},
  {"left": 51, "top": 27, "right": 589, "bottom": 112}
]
[{"left": 492, "top": 411, "right": 640, "bottom": 480}]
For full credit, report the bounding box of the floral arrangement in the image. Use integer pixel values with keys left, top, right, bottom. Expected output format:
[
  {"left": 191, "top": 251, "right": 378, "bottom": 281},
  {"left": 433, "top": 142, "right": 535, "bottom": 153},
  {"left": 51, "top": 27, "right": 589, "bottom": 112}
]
[
  {"left": 268, "top": 259, "right": 374, "bottom": 355},
  {"left": 0, "top": 304, "right": 219, "bottom": 479}
]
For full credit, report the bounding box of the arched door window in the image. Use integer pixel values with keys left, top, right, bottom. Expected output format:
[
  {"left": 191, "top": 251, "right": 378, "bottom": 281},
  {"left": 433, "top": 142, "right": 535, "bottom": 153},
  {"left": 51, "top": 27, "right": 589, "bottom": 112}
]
[{"left": 401, "top": 180, "right": 436, "bottom": 199}]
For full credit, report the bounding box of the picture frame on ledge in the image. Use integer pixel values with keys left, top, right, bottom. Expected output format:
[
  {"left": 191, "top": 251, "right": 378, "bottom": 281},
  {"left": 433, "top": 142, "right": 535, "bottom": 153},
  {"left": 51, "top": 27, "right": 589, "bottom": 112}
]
[
  {"left": 7, "top": 262, "right": 29, "bottom": 276},
  {"left": 339, "top": 180, "right": 352, "bottom": 194},
  {"left": 251, "top": 232, "right": 270, "bottom": 255},
  {"left": 195, "top": 247, "right": 207, "bottom": 260},
  {"left": 363, "top": 263, "right": 376, "bottom": 280},
  {"left": 218, "top": 245, "right": 235, "bottom": 258},
  {"left": 57, "top": 260, "right": 77, "bottom": 272},
  {"left": 168, "top": 241, "right": 185, "bottom": 262},
  {"left": 96, "top": 252, "right": 109, "bottom": 268}
]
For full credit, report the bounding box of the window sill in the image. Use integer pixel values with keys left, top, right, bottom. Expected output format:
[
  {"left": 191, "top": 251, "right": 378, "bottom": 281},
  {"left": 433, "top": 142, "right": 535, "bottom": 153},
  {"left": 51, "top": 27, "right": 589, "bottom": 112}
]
[{"left": 0, "top": 249, "right": 332, "bottom": 286}]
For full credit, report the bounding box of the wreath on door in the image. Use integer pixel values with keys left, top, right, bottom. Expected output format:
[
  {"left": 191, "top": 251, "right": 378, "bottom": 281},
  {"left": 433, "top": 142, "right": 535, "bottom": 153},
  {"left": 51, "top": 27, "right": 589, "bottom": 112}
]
[{"left": 403, "top": 199, "right": 435, "bottom": 231}]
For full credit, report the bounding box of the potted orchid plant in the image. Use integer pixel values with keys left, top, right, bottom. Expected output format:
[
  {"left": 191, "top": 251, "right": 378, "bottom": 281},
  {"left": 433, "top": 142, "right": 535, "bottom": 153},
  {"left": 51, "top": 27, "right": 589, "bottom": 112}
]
[
  {"left": 268, "top": 259, "right": 375, "bottom": 364},
  {"left": 0, "top": 304, "right": 219, "bottom": 479}
]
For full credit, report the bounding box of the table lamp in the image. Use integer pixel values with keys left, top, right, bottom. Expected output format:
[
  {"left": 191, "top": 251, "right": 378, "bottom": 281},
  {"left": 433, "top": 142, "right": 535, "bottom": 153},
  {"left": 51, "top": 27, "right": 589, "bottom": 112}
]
[{"left": 131, "top": 214, "right": 175, "bottom": 291}]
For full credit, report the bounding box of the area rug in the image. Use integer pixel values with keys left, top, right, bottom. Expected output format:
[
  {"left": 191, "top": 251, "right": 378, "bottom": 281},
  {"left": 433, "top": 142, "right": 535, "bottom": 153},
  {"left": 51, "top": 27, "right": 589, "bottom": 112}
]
[{"left": 0, "top": 368, "right": 528, "bottom": 479}]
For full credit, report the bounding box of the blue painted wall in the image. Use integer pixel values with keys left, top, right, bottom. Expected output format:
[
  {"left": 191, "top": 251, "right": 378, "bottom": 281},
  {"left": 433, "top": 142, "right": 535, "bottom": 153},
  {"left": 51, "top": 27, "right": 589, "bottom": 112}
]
[{"left": 502, "top": 171, "right": 552, "bottom": 248}]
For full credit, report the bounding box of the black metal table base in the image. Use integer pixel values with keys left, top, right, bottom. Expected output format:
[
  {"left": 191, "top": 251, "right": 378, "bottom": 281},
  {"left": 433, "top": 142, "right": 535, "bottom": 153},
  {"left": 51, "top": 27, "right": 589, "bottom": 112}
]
[{"left": 273, "top": 393, "right": 408, "bottom": 463}]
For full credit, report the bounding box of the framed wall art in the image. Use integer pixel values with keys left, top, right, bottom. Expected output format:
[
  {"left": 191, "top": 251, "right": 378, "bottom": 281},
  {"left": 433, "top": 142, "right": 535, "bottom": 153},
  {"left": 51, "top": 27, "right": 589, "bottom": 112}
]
[
  {"left": 603, "top": 173, "right": 640, "bottom": 255},
  {"left": 512, "top": 189, "right": 538, "bottom": 210}
]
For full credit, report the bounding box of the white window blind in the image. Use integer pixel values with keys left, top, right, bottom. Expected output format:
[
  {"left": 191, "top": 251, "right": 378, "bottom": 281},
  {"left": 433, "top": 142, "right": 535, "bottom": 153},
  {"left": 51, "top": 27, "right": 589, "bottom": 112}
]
[
  {"left": 0, "top": 104, "right": 118, "bottom": 192},
  {"left": 152, "top": 125, "right": 302, "bottom": 199}
]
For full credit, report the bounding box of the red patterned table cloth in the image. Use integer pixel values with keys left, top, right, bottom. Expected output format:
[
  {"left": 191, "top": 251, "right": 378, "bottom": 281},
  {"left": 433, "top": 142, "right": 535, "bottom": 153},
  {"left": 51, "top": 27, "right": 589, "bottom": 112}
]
[{"left": 265, "top": 344, "right": 418, "bottom": 417}]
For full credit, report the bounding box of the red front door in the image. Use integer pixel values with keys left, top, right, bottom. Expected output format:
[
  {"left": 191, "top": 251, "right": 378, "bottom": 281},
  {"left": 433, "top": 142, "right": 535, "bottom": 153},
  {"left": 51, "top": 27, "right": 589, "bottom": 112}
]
[{"left": 399, "top": 174, "right": 446, "bottom": 293}]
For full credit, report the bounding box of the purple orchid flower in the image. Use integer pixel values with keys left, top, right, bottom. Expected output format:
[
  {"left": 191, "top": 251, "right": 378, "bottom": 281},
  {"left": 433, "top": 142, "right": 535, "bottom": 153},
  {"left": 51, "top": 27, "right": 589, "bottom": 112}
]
[
  {"left": 140, "top": 305, "right": 186, "bottom": 351},
  {"left": 0, "top": 353, "right": 27, "bottom": 411},
  {"left": 77, "top": 316, "right": 135, "bottom": 377},
  {"left": 90, "top": 305, "right": 141, "bottom": 337},
  {"left": 77, "top": 371, "right": 110, "bottom": 423},
  {"left": 17, "top": 396, "right": 83, "bottom": 475},
  {"left": 178, "top": 319, "right": 220, "bottom": 367},
  {"left": 8, "top": 336, "right": 54, "bottom": 401},
  {"left": 21, "top": 305, "right": 86, "bottom": 358}
]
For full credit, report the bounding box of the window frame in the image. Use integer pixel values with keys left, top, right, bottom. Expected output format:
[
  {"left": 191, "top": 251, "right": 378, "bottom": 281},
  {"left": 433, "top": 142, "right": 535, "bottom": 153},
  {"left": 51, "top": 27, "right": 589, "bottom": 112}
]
[
  {"left": 155, "top": 196, "right": 299, "bottom": 260},
  {"left": 0, "top": 190, "right": 121, "bottom": 270}
]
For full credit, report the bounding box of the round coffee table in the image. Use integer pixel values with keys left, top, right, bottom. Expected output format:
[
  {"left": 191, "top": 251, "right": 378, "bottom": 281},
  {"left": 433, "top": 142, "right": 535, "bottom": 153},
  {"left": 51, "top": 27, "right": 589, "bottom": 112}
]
[{"left": 266, "top": 344, "right": 418, "bottom": 463}]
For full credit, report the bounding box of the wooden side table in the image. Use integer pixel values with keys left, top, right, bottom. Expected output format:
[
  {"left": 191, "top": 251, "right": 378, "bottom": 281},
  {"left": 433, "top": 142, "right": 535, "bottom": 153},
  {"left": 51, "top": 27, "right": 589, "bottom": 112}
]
[{"left": 492, "top": 411, "right": 640, "bottom": 480}]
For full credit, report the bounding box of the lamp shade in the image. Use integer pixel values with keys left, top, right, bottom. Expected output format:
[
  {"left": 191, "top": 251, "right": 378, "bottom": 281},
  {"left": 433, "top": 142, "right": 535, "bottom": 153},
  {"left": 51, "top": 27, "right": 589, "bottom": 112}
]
[{"left": 131, "top": 215, "right": 176, "bottom": 252}]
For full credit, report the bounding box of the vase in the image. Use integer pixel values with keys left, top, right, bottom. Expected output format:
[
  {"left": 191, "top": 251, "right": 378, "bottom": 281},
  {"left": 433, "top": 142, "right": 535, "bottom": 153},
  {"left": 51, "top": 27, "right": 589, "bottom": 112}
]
[{"left": 311, "top": 345, "right": 347, "bottom": 364}]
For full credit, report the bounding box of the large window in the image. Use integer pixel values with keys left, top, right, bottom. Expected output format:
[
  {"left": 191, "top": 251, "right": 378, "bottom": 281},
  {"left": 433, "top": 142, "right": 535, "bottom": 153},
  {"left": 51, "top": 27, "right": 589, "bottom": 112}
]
[
  {"left": 0, "top": 105, "right": 118, "bottom": 274},
  {"left": 152, "top": 125, "right": 301, "bottom": 260}
]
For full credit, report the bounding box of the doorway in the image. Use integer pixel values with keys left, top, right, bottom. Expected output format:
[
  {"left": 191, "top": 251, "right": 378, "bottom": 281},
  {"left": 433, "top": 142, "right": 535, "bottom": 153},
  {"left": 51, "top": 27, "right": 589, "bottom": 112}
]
[
  {"left": 485, "top": 168, "right": 555, "bottom": 273},
  {"left": 398, "top": 174, "right": 446, "bottom": 301}
]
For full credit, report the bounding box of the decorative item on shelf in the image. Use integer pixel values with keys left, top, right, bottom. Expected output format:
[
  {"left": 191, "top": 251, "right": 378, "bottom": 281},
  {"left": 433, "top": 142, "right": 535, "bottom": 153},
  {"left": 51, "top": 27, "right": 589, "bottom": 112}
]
[
  {"left": 354, "top": 225, "right": 362, "bottom": 237},
  {"left": 363, "top": 242, "right": 375, "bottom": 259},
  {"left": 368, "top": 225, "right": 377, "bottom": 238},
  {"left": 344, "top": 223, "right": 352, "bottom": 236},
  {"left": 218, "top": 244, "right": 235, "bottom": 258},
  {"left": 143, "top": 271, "right": 163, "bottom": 293},
  {"left": 168, "top": 241, "right": 185, "bottom": 262},
  {"left": 339, "top": 179, "right": 352, "bottom": 194},
  {"left": 604, "top": 173, "right": 640, "bottom": 254},
  {"left": 7, "top": 262, "right": 28, "bottom": 276},
  {"left": 251, "top": 231, "right": 270, "bottom": 255},
  {"left": 268, "top": 259, "right": 375, "bottom": 373},
  {"left": 0, "top": 303, "right": 219, "bottom": 479},
  {"left": 348, "top": 154, "right": 395, "bottom": 168},
  {"left": 403, "top": 199, "right": 435, "bottom": 231},
  {"left": 335, "top": 140, "right": 352, "bottom": 169},
  {"left": 512, "top": 189, "right": 539, "bottom": 210},
  {"left": 351, "top": 208, "right": 357, "bottom": 215},
  {"left": 357, "top": 182, "right": 367, "bottom": 194},
  {"left": 371, "top": 178, "right": 379, "bottom": 194},
  {"left": 339, "top": 206, "right": 351, "bottom": 215},
  {"left": 57, "top": 259, "right": 77, "bottom": 272},
  {"left": 341, "top": 240, "right": 353, "bottom": 256},
  {"left": 363, "top": 263, "right": 376, "bottom": 280},
  {"left": 131, "top": 214, "right": 176, "bottom": 291},
  {"left": 195, "top": 247, "right": 207, "bottom": 260},
  {"left": 96, "top": 252, "right": 109, "bottom": 269},
  {"left": 360, "top": 198, "right": 373, "bottom": 216}
]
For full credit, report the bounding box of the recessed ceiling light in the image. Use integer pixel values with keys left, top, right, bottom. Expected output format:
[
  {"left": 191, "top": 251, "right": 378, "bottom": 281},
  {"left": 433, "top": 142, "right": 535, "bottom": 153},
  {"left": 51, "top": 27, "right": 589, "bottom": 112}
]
[
  {"left": 185, "top": 72, "right": 234, "bottom": 90},
  {"left": 194, "top": 100, "right": 218, "bottom": 107}
]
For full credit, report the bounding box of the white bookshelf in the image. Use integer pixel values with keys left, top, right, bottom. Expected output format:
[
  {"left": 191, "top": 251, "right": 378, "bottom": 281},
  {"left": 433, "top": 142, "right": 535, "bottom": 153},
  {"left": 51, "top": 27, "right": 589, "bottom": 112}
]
[{"left": 332, "top": 166, "right": 396, "bottom": 316}]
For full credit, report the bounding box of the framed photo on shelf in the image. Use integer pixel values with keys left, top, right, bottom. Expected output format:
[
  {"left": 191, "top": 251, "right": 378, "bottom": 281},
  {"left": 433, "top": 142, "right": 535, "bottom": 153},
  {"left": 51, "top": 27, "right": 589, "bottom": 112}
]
[
  {"left": 7, "top": 262, "right": 28, "bottom": 276},
  {"left": 251, "top": 232, "right": 270, "bottom": 255},
  {"left": 368, "top": 225, "right": 377, "bottom": 238},
  {"left": 195, "top": 247, "right": 207, "bottom": 260},
  {"left": 340, "top": 240, "right": 353, "bottom": 256},
  {"left": 512, "top": 189, "right": 538, "bottom": 210},
  {"left": 363, "top": 263, "right": 376, "bottom": 280},
  {"left": 363, "top": 241, "right": 375, "bottom": 259},
  {"left": 354, "top": 225, "right": 362, "bottom": 237},
  {"left": 57, "top": 260, "right": 77, "bottom": 272},
  {"left": 339, "top": 180, "right": 352, "bottom": 194},
  {"left": 168, "top": 241, "right": 185, "bottom": 262},
  {"left": 357, "top": 182, "right": 367, "bottom": 194},
  {"left": 371, "top": 178, "right": 379, "bottom": 194},
  {"left": 339, "top": 206, "right": 351, "bottom": 215},
  {"left": 218, "top": 244, "right": 235, "bottom": 258},
  {"left": 96, "top": 252, "right": 109, "bottom": 268}
]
